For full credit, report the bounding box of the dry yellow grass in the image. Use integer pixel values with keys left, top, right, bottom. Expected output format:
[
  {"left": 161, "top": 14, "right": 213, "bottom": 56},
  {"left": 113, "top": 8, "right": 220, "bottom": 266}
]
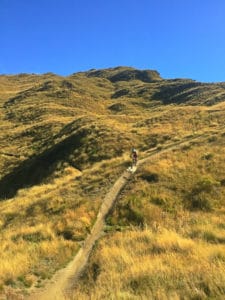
[
  {"left": 72, "top": 228, "right": 225, "bottom": 299},
  {"left": 71, "top": 131, "right": 225, "bottom": 299},
  {"left": 0, "top": 155, "right": 128, "bottom": 294},
  {"left": 0, "top": 68, "right": 225, "bottom": 297}
]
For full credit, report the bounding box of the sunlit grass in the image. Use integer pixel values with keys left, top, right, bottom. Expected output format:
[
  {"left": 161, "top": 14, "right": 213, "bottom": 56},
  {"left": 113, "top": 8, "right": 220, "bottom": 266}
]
[
  {"left": 0, "top": 69, "right": 225, "bottom": 297},
  {"left": 72, "top": 227, "right": 225, "bottom": 299},
  {"left": 72, "top": 133, "right": 225, "bottom": 299}
]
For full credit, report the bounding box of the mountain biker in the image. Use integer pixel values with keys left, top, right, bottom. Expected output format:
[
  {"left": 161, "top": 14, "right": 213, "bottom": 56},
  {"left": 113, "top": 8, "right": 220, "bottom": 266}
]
[{"left": 131, "top": 148, "right": 138, "bottom": 166}]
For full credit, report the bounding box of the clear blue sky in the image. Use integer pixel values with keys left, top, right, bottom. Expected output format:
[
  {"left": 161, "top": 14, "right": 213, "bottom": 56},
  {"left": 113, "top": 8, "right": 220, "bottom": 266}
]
[{"left": 1, "top": 0, "right": 225, "bottom": 82}]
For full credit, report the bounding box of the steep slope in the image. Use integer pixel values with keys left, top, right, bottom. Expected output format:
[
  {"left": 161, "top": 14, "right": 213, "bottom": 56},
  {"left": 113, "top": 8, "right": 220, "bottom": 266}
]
[
  {"left": 26, "top": 129, "right": 223, "bottom": 300},
  {"left": 0, "top": 67, "right": 225, "bottom": 180},
  {"left": 71, "top": 129, "right": 225, "bottom": 300},
  {"left": 0, "top": 67, "right": 225, "bottom": 298}
]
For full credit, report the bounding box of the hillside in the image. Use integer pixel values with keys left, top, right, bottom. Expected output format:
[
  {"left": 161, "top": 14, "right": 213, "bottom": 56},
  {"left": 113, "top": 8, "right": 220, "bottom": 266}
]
[
  {"left": 0, "top": 67, "right": 225, "bottom": 186},
  {"left": 0, "top": 67, "right": 225, "bottom": 299}
]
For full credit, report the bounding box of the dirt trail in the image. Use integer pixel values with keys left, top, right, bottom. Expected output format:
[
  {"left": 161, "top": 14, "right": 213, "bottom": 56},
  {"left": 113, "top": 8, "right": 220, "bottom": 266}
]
[
  {"left": 27, "top": 131, "right": 216, "bottom": 300},
  {"left": 27, "top": 170, "right": 132, "bottom": 300}
]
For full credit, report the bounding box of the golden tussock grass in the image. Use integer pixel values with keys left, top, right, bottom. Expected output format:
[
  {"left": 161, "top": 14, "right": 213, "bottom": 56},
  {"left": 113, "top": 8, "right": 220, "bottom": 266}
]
[
  {"left": 0, "top": 167, "right": 91, "bottom": 290},
  {"left": 72, "top": 228, "right": 225, "bottom": 299},
  {"left": 0, "top": 69, "right": 225, "bottom": 297},
  {"left": 71, "top": 133, "right": 225, "bottom": 299},
  {"left": 0, "top": 154, "right": 129, "bottom": 292}
]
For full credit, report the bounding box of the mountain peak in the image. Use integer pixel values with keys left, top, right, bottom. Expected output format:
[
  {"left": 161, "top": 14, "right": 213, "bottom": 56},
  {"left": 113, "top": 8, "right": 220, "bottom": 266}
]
[{"left": 85, "top": 66, "right": 162, "bottom": 83}]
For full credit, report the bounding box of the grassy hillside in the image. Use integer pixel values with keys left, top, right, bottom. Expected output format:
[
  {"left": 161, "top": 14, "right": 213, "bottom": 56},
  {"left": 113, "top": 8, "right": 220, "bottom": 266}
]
[
  {"left": 72, "top": 131, "right": 225, "bottom": 299},
  {"left": 0, "top": 67, "right": 224, "bottom": 298}
]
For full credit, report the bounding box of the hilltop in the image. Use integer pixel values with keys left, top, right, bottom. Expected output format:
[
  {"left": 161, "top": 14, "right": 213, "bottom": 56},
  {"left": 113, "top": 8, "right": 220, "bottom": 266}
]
[{"left": 0, "top": 67, "right": 225, "bottom": 299}]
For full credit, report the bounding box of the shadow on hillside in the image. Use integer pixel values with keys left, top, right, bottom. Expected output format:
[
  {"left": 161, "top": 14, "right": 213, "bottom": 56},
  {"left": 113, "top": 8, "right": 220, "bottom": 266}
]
[{"left": 0, "top": 129, "right": 87, "bottom": 200}]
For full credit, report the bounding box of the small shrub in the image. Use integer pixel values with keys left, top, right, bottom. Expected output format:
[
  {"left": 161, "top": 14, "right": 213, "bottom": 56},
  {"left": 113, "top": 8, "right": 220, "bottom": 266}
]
[
  {"left": 125, "top": 200, "right": 145, "bottom": 227},
  {"left": 57, "top": 228, "right": 84, "bottom": 241},
  {"left": 181, "top": 143, "right": 191, "bottom": 151},
  {"left": 106, "top": 215, "right": 118, "bottom": 226},
  {"left": 145, "top": 135, "right": 158, "bottom": 148},
  {"left": 4, "top": 278, "right": 15, "bottom": 286},
  {"left": 141, "top": 172, "right": 159, "bottom": 183},
  {"left": 192, "top": 177, "right": 219, "bottom": 195},
  {"left": 129, "top": 275, "right": 152, "bottom": 294},
  {"left": 91, "top": 262, "right": 101, "bottom": 281},
  {"left": 202, "top": 153, "right": 213, "bottom": 160},
  {"left": 185, "top": 177, "right": 219, "bottom": 211},
  {"left": 151, "top": 196, "right": 167, "bottom": 206},
  {"left": 58, "top": 229, "right": 74, "bottom": 240},
  {"left": 127, "top": 208, "right": 144, "bottom": 227},
  {"left": 220, "top": 179, "right": 225, "bottom": 186},
  {"left": 208, "top": 136, "right": 217, "bottom": 142},
  {"left": 17, "top": 275, "right": 33, "bottom": 288},
  {"left": 187, "top": 194, "right": 212, "bottom": 211}
]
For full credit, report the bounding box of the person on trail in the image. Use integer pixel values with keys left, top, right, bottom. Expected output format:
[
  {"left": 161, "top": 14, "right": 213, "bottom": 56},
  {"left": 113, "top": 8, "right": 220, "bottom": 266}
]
[{"left": 131, "top": 148, "right": 138, "bottom": 167}]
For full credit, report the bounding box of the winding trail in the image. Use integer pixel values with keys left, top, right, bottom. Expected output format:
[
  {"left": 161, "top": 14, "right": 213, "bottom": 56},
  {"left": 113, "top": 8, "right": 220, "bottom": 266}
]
[{"left": 27, "top": 130, "right": 217, "bottom": 300}]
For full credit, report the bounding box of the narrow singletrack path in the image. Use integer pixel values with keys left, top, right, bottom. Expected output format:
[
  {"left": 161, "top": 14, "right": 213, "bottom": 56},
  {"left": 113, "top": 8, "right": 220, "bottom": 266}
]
[
  {"left": 27, "top": 130, "right": 218, "bottom": 300},
  {"left": 28, "top": 170, "right": 133, "bottom": 300}
]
